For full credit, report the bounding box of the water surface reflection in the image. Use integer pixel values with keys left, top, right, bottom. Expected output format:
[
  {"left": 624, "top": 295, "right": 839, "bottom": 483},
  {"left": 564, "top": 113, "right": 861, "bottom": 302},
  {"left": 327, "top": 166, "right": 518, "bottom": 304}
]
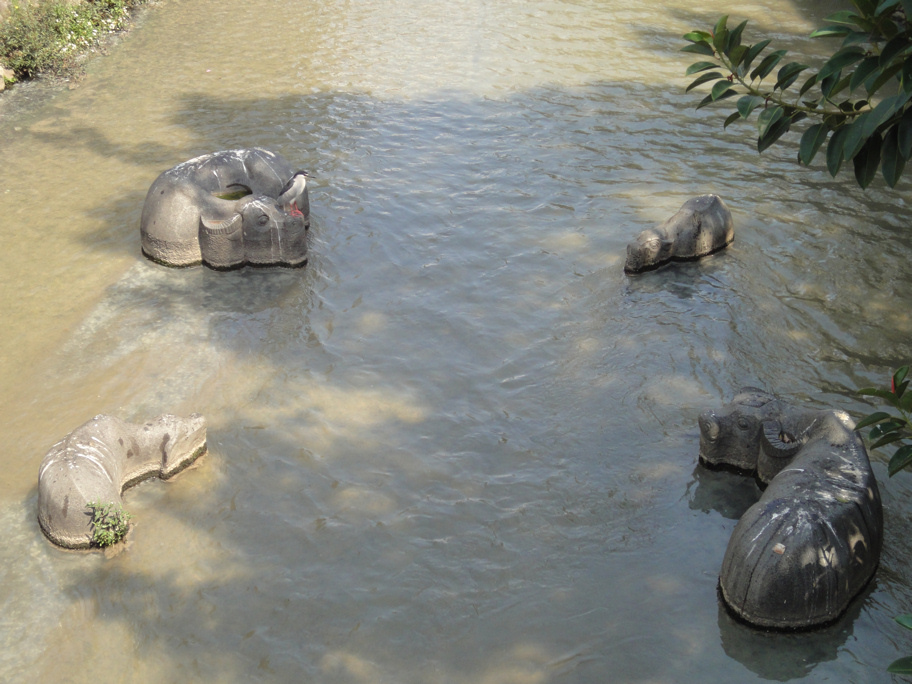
[{"left": 1, "top": 0, "right": 912, "bottom": 682}]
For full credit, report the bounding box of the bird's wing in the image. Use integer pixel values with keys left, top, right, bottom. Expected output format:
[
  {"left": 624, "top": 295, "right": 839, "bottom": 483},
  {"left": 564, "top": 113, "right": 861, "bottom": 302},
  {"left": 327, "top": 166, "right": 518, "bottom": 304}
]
[{"left": 278, "top": 177, "right": 296, "bottom": 197}]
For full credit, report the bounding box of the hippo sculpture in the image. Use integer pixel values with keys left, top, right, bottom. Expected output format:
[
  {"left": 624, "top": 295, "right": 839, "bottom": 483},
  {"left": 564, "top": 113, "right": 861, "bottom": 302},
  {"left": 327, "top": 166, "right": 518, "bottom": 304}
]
[
  {"left": 624, "top": 194, "right": 733, "bottom": 274},
  {"left": 37, "top": 413, "right": 207, "bottom": 549},
  {"left": 140, "top": 148, "right": 309, "bottom": 269},
  {"left": 697, "top": 388, "right": 882, "bottom": 630}
]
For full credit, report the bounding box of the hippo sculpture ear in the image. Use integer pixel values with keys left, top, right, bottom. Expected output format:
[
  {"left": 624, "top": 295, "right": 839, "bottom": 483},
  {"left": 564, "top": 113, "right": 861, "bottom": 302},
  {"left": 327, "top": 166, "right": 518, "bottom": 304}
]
[{"left": 199, "top": 211, "right": 245, "bottom": 270}]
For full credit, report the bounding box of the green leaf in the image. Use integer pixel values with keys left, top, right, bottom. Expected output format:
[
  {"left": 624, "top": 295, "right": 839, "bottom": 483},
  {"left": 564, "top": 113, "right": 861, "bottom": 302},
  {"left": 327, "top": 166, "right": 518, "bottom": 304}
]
[
  {"left": 742, "top": 39, "right": 772, "bottom": 73},
  {"left": 810, "top": 26, "right": 852, "bottom": 39},
  {"left": 799, "top": 123, "right": 830, "bottom": 164},
  {"left": 799, "top": 73, "right": 819, "bottom": 97},
  {"left": 843, "top": 113, "right": 872, "bottom": 160},
  {"left": 895, "top": 366, "right": 909, "bottom": 391},
  {"left": 903, "top": 56, "right": 912, "bottom": 92},
  {"left": 867, "top": 62, "right": 903, "bottom": 96},
  {"left": 758, "top": 106, "right": 784, "bottom": 137},
  {"left": 737, "top": 95, "right": 765, "bottom": 118},
  {"left": 726, "top": 20, "right": 748, "bottom": 53},
  {"left": 851, "top": 56, "right": 883, "bottom": 92},
  {"left": 855, "top": 133, "right": 883, "bottom": 187},
  {"left": 854, "top": 411, "right": 892, "bottom": 430},
  {"left": 842, "top": 30, "right": 876, "bottom": 47},
  {"left": 880, "top": 32, "right": 912, "bottom": 67},
  {"left": 729, "top": 45, "right": 748, "bottom": 68},
  {"left": 713, "top": 16, "right": 729, "bottom": 52},
  {"left": 723, "top": 111, "right": 742, "bottom": 128},
  {"left": 887, "top": 656, "right": 912, "bottom": 674},
  {"left": 882, "top": 125, "right": 907, "bottom": 186},
  {"left": 898, "top": 107, "right": 912, "bottom": 158},
  {"left": 866, "top": 92, "right": 912, "bottom": 138},
  {"left": 686, "top": 72, "right": 725, "bottom": 92},
  {"left": 822, "top": 72, "right": 852, "bottom": 99},
  {"left": 871, "top": 430, "right": 905, "bottom": 450},
  {"left": 683, "top": 43, "right": 716, "bottom": 56},
  {"left": 819, "top": 46, "right": 866, "bottom": 81},
  {"left": 683, "top": 30, "right": 713, "bottom": 43},
  {"left": 870, "top": 419, "right": 907, "bottom": 439},
  {"left": 758, "top": 109, "right": 792, "bottom": 152},
  {"left": 775, "top": 62, "right": 809, "bottom": 91},
  {"left": 859, "top": 386, "right": 902, "bottom": 406},
  {"left": 888, "top": 444, "right": 912, "bottom": 476},
  {"left": 711, "top": 79, "right": 735, "bottom": 100},
  {"left": 827, "top": 125, "right": 851, "bottom": 176},
  {"left": 875, "top": 0, "right": 900, "bottom": 15},
  {"left": 685, "top": 61, "right": 720, "bottom": 76},
  {"left": 895, "top": 613, "right": 912, "bottom": 630},
  {"left": 903, "top": 0, "right": 912, "bottom": 18},
  {"left": 823, "top": 10, "right": 863, "bottom": 26},
  {"left": 751, "top": 50, "right": 787, "bottom": 80}
]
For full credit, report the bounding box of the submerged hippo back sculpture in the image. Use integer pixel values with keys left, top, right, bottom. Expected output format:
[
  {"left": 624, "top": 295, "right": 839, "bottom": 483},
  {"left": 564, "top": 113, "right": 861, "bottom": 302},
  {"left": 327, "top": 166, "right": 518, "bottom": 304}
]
[
  {"left": 624, "top": 194, "right": 733, "bottom": 274},
  {"left": 140, "top": 148, "right": 309, "bottom": 269},
  {"left": 698, "top": 388, "right": 882, "bottom": 630},
  {"left": 37, "top": 414, "right": 207, "bottom": 548}
]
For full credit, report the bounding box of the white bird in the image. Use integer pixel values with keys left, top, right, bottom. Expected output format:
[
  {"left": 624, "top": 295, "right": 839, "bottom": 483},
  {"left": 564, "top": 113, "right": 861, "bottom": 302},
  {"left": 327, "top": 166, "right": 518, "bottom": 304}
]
[{"left": 276, "top": 171, "right": 309, "bottom": 217}]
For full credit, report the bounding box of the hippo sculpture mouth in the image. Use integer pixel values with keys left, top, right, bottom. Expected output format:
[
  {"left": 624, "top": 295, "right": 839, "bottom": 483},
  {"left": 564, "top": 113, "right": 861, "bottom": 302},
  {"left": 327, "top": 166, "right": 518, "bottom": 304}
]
[
  {"left": 140, "top": 148, "right": 310, "bottom": 270},
  {"left": 698, "top": 388, "right": 883, "bottom": 630}
]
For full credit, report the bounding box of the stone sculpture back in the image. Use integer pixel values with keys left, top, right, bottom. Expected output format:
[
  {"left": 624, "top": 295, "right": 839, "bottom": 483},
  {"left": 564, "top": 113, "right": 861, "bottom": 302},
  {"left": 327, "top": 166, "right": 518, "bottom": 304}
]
[{"left": 698, "top": 388, "right": 882, "bottom": 630}]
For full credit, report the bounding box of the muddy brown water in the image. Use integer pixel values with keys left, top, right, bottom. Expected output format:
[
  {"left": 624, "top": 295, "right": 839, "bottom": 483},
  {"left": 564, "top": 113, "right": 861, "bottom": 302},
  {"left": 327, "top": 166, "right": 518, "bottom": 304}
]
[{"left": 1, "top": 0, "right": 912, "bottom": 681}]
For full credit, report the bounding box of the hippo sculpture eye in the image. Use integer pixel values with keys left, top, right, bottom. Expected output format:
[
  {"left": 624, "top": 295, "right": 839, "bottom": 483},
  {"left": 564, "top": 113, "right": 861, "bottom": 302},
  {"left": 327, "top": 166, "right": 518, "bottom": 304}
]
[{"left": 697, "top": 388, "right": 882, "bottom": 630}]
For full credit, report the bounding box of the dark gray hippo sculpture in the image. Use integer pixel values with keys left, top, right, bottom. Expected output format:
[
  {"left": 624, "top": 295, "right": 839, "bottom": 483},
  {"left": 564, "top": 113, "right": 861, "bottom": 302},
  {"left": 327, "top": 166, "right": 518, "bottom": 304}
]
[
  {"left": 140, "top": 148, "right": 309, "bottom": 269},
  {"left": 37, "top": 413, "right": 207, "bottom": 549},
  {"left": 624, "top": 194, "right": 733, "bottom": 274},
  {"left": 697, "top": 388, "right": 882, "bottom": 630}
]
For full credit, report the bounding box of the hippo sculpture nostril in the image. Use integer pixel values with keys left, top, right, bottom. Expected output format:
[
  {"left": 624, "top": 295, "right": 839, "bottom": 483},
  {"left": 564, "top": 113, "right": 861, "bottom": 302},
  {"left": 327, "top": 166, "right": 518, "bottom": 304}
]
[{"left": 698, "top": 389, "right": 883, "bottom": 630}]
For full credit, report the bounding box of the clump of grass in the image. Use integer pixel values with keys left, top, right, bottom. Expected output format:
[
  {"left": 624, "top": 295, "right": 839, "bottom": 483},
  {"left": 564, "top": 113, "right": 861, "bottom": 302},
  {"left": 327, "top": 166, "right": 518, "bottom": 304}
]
[
  {"left": 0, "top": 0, "right": 143, "bottom": 81},
  {"left": 86, "top": 500, "right": 132, "bottom": 547}
]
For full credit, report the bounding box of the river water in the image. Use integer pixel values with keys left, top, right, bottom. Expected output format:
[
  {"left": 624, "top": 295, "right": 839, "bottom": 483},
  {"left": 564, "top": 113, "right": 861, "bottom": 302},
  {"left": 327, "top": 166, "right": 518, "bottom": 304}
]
[{"left": 1, "top": 0, "right": 911, "bottom": 681}]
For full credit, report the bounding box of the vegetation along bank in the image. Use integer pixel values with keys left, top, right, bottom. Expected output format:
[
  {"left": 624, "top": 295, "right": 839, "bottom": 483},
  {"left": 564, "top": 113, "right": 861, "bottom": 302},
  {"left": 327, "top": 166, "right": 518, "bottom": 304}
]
[{"left": 0, "top": 0, "right": 146, "bottom": 90}]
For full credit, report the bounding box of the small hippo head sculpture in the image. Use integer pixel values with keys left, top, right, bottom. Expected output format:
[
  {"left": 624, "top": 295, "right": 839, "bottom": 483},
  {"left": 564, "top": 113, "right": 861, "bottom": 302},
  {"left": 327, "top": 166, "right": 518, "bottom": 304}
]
[
  {"left": 624, "top": 194, "right": 734, "bottom": 274},
  {"left": 698, "top": 387, "right": 809, "bottom": 483},
  {"left": 199, "top": 195, "right": 308, "bottom": 269}
]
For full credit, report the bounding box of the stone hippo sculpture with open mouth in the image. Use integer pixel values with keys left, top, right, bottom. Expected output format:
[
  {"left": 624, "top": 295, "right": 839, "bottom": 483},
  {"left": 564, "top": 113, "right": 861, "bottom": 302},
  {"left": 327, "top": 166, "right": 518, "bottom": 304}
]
[
  {"left": 140, "top": 148, "right": 309, "bottom": 269},
  {"left": 698, "top": 388, "right": 882, "bottom": 630},
  {"left": 37, "top": 413, "right": 207, "bottom": 549},
  {"left": 624, "top": 194, "right": 733, "bottom": 274}
]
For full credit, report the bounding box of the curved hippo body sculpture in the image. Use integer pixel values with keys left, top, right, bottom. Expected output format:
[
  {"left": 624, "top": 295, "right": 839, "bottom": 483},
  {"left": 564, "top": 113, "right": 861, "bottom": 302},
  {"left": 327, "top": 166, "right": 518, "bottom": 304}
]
[
  {"left": 140, "top": 148, "right": 309, "bottom": 269},
  {"left": 37, "top": 414, "right": 207, "bottom": 549},
  {"left": 624, "top": 194, "right": 733, "bottom": 274},
  {"left": 697, "top": 388, "right": 882, "bottom": 630}
]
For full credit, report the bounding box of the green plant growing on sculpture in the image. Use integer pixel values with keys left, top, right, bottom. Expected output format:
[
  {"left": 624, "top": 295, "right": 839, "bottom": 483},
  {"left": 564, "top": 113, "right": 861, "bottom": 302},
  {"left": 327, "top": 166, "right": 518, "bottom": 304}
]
[
  {"left": 681, "top": 1, "right": 912, "bottom": 189},
  {"left": 85, "top": 500, "right": 132, "bottom": 548}
]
